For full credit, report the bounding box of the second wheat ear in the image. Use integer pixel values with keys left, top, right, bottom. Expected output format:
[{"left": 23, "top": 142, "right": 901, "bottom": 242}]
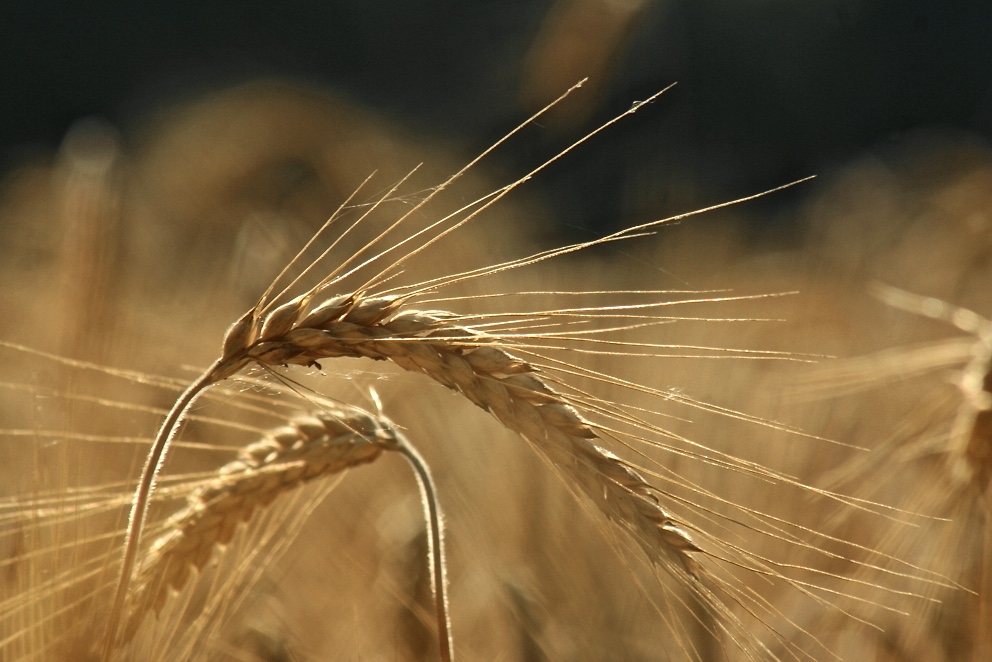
[{"left": 121, "top": 403, "right": 453, "bottom": 661}]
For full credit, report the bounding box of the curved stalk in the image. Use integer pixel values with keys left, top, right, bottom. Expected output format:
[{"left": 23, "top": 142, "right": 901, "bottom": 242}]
[
  {"left": 395, "top": 431, "right": 454, "bottom": 662},
  {"left": 101, "top": 361, "right": 220, "bottom": 658}
]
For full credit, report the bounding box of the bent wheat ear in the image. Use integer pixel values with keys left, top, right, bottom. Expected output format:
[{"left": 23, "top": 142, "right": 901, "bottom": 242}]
[
  {"left": 122, "top": 406, "right": 398, "bottom": 643},
  {"left": 219, "top": 298, "right": 701, "bottom": 578}
]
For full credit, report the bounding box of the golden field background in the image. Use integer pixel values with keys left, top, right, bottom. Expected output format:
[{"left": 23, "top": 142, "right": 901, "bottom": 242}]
[{"left": 1, "top": 75, "right": 991, "bottom": 661}]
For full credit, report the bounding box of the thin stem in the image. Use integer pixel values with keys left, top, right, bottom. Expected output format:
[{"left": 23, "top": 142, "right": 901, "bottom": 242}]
[
  {"left": 101, "top": 360, "right": 220, "bottom": 657},
  {"left": 395, "top": 431, "right": 453, "bottom": 662}
]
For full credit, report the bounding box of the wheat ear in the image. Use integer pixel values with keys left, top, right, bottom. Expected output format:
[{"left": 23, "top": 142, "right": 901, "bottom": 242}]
[
  {"left": 218, "top": 294, "right": 701, "bottom": 571},
  {"left": 872, "top": 284, "right": 992, "bottom": 487},
  {"left": 122, "top": 406, "right": 392, "bottom": 636},
  {"left": 121, "top": 403, "right": 452, "bottom": 660}
]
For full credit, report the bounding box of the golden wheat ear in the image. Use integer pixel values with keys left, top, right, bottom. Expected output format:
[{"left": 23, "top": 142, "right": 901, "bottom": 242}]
[
  {"left": 121, "top": 406, "right": 394, "bottom": 638},
  {"left": 120, "top": 402, "right": 453, "bottom": 660},
  {"left": 771, "top": 284, "right": 992, "bottom": 658},
  {"left": 224, "top": 299, "right": 703, "bottom": 570},
  {"left": 870, "top": 284, "right": 992, "bottom": 487}
]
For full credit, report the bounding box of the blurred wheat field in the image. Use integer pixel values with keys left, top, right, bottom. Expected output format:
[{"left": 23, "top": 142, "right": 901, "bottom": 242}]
[{"left": 2, "top": 79, "right": 992, "bottom": 661}]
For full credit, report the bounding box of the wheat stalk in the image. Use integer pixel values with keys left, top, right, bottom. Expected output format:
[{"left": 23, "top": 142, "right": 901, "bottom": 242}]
[{"left": 9, "top": 71, "right": 985, "bottom": 661}]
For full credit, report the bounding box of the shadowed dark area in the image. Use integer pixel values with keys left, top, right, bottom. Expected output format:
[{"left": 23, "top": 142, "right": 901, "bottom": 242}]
[{"left": 2, "top": 0, "right": 991, "bottom": 238}]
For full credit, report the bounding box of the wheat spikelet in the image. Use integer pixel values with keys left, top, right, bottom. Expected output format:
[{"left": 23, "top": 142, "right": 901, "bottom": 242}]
[{"left": 122, "top": 405, "right": 398, "bottom": 640}]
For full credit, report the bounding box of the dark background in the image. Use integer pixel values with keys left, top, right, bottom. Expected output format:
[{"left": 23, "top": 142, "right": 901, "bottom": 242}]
[{"left": 2, "top": 0, "right": 991, "bottom": 237}]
